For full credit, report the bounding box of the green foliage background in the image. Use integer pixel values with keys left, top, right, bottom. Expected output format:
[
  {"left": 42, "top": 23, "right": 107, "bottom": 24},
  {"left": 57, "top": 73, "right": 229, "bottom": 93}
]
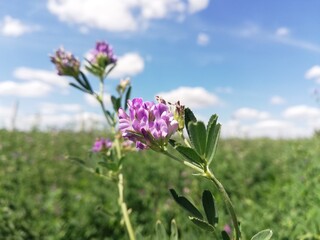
[{"left": 0, "top": 129, "right": 319, "bottom": 239}]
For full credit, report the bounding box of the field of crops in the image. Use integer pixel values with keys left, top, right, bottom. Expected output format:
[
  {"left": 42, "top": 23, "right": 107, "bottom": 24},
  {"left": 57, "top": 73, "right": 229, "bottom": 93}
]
[{"left": 0, "top": 129, "right": 319, "bottom": 239}]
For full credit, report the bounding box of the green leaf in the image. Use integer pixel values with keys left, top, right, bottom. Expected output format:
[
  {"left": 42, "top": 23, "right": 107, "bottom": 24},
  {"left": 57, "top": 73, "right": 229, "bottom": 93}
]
[
  {"left": 169, "top": 189, "right": 203, "bottom": 219},
  {"left": 69, "top": 83, "right": 92, "bottom": 94},
  {"left": 111, "top": 96, "right": 121, "bottom": 112},
  {"left": 105, "top": 63, "right": 116, "bottom": 77},
  {"left": 175, "top": 146, "right": 205, "bottom": 165},
  {"left": 155, "top": 220, "right": 168, "bottom": 240},
  {"left": 124, "top": 86, "right": 132, "bottom": 110},
  {"left": 221, "top": 231, "right": 231, "bottom": 240},
  {"left": 251, "top": 229, "right": 273, "bottom": 240},
  {"left": 202, "top": 190, "right": 218, "bottom": 225},
  {"left": 79, "top": 71, "right": 93, "bottom": 93},
  {"left": 170, "top": 219, "right": 178, "bottom": 240},
  {"left": 188, "top": 121, "right": 207, "bottom": 157},
  {"left": 205, "top": 114, "right": 221, "bottom": 165},
  {"left": 189, "top": 217, "right": 215, "bottom": 232},
  {"left": 184, "top": 108, "right": 197, "bottom": 137}
]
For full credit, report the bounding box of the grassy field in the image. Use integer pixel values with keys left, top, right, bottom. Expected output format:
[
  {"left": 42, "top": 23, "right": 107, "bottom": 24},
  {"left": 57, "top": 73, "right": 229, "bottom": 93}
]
[{"left": 0, "top": 129, "right": 319, "bottom": 239}]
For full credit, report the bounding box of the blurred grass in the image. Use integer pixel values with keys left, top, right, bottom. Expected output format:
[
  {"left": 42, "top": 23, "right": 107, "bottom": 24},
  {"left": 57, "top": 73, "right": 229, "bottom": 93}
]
[{"left": 0, "top": 129, "right": 319, "bottom": 239}]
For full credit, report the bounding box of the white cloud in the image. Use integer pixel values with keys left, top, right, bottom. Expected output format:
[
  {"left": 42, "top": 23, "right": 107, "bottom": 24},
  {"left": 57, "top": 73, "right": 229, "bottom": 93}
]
[
  {"left": 139, "top": 0, "right": 186, "bottom": 20},
  {"left": 0, "top": 81, "right": 52, "bottom": 97},
  {"left": 270, "top": 96, "right": 286, "bottom": 105},
  {"left": 84, "top": 93, "right": 111, "bottom": 107},
  {"left": 305, "top": 65, "right": 320, "bottom": 83},
  {"left": 13, "top": 67, "right": 69, "bottom": 89},
  {"left": 275, "top": 27, "right": 290, "bottom": 37},
  {"left": 39, "top": 103, "right": 83, "bottom": 114},
  {"left": 12, "top": 111, "right": 105, "bottom": 131},
  {"left": 188, "top": 0, "right": 210, "bottom": 14},
  {"left": 233, "top": 107, "right": 270, "bottom": 120},
  {"left": 221, "top": 118, "right": 309, "bottom": 139},
  {"left": 47, "top": 0, "right": 210, "bottom": 32},
  {"left": 197, "top": 33, "right": 210, "bottom": 46},
  {"left": 109, "top": 53, "right": 145, "bottom": 79},
  {"left": 0, "top": 15, "right": 40, "bottom": 37},
  {"left": 156, "top": 86, "right": 220, "bottom": 109},
  {"left": 283, "top": 105, "right": 320, "bottom": 119}
]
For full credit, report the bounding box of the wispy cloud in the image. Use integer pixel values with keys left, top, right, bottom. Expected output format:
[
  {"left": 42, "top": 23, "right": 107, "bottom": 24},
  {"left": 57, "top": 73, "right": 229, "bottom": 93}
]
[
  {"left": 197, "top": 33, "right": 210, "bottom": 46},
  {"left": 0, "top": 15, "right": 40, "bottom": 37},
  {"left": 231, "top": 23, "right": 320, "bottom": 53},
  {"left": 275, "top": 27, "right": 290, "bottom": 37},
  {"left": 270, "top": 95, "right": 286, "bottom": 105}
]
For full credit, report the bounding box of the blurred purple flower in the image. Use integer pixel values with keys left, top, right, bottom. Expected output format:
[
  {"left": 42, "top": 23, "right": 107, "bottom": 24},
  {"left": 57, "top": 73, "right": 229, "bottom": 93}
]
[
  {"left": 224, "top": 224, "right": 232, "bottom": 235},
  {"left": 92, "top": 138, "right": 112, "bottom": 152},
  {"left": 88, "top": 41, "right": 117, "bottom": 67},
  {"left": 118, "top": 98, "right": 179, "bottom": 150},
  {"left": 50, "top": 47, "right": 80, "bottom": 77}
]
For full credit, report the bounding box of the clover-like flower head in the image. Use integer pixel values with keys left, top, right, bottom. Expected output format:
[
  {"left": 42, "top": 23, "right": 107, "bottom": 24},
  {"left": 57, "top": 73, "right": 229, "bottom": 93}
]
[
  {"left": 92, "top": 138, "right": 113, "bottom": 152},
  {"left": 88, "top": 41, "right": 117, "bottom": 68},
  {"left": 118, "top": 98, "right": 179, "bottom": 150},
  {"left": 50, "top": 47, "right": 80, "bottom": 77}
]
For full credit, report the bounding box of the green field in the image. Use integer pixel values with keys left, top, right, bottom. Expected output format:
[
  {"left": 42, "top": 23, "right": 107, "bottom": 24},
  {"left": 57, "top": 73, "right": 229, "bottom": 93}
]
[{"left": 0, "top": 129, "right": 319, "bottom": 239}]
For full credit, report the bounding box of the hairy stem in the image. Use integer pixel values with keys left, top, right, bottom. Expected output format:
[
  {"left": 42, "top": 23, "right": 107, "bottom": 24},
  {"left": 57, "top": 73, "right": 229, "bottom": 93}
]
[
  {"left": 205, "top": 169, "right": 241, "bottom": 240},
  {"left": 118, "top": 173, "right": 136, "bottom": 240}
]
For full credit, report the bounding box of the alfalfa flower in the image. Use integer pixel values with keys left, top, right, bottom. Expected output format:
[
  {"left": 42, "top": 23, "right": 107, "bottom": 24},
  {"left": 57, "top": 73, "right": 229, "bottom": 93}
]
[
  {"left": 156, "top": 96, "right": 185, "bottom": 131},
  {"left": 86, "top": 41, "right": 117, "bottom": 76},
  {"left": 50, "top": 47, "right": 80, "bottom": 77},
  {"left": 118, "top": 98, "right": 179, "bottom": 151},
  {"left": 92, "top": 138, "right": 112, "bottom": 152}
]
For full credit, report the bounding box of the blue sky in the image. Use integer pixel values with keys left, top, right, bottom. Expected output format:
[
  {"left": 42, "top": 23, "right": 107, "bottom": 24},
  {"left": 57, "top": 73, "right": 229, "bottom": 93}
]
[{"left": 1, "top": 0, "right": 320, "bottom": 138}]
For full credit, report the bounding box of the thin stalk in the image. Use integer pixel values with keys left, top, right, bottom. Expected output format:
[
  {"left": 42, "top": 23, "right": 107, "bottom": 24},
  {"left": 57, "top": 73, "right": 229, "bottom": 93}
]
[
  {"left": 205, "top": 169, "right": 241, "bottom": 240},
  {"left": 178, "top": 131, "right": 191, "bottom": 148},
  {"left": 118, "top": 173, "right": 136, "bottom": 240},
  {"left": 96, "top": 75, "right": 114, "bottom": 126},
  {"left": 161, "top": 150, "right": 201, "bottom": 171}
]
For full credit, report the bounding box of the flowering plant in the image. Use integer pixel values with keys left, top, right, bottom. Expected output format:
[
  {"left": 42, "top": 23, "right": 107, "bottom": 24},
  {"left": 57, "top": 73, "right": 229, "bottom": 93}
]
[{"left": 51, "top": 41, "right": 272, "bottom": 240}]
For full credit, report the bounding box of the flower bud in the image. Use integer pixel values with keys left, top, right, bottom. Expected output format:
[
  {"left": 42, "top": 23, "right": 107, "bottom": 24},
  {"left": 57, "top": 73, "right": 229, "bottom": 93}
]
[{"left": 117, "top": 78, "right": 130, "bottom": 94}]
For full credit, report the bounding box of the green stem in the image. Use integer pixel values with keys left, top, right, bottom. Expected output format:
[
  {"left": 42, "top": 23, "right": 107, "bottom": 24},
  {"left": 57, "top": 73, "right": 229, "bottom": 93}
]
[
  {"left": 178, "top": 131, "right": 191, "bottom": 148},
  {"left": 205, "top": 169, "right": 241, "bottom": 240},
  {"left": 118, "top": 173, "right": 136, "bottom": 240}
]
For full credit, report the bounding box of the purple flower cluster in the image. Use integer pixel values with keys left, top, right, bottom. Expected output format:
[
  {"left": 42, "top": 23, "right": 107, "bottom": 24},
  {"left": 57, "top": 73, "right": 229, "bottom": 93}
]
[
  {"left": 50, "top": 47, "right": 80, "bottom": 77},
  {"left": 92, "top": 138, "right": 112, "bottom": 152},
  {"left": 118, "top": 98, "right": 179, "bottom": 150},
  {"left": 88, "top": 41, "right": 117, "bottom": 66}
]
